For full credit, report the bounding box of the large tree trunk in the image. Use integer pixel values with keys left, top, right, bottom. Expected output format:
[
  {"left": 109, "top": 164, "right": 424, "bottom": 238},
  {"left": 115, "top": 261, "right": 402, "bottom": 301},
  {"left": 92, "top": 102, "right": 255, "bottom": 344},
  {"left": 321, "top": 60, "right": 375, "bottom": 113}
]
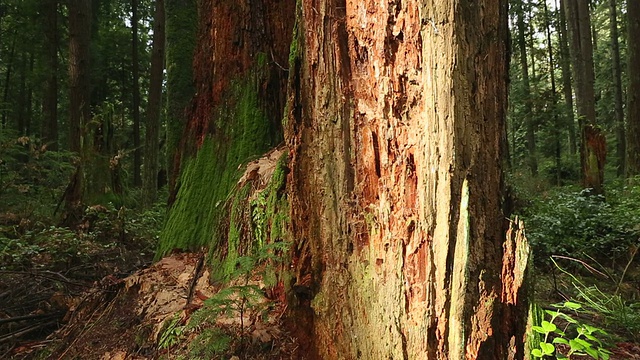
[
  {"left": 627, "top": 0, "right": 640, "bottom": 176},
  {"left": 160, "top": 0, "right": 529, "bottom": 358},
  {"left": 143, "top": 0, "right": 166, "bottom": 207},
  {"left": 564, "top": 0, "right": 604, "bottom": 193},
  {"left": 286, "top": 0, "right": 526, "bottom": 358}
]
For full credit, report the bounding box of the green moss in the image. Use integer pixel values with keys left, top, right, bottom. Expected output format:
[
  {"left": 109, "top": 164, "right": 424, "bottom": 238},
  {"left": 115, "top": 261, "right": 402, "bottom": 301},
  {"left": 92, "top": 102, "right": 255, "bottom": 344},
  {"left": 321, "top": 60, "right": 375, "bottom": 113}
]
[{"left": 157, "top": 57, "right": 279, "bottom": 258}]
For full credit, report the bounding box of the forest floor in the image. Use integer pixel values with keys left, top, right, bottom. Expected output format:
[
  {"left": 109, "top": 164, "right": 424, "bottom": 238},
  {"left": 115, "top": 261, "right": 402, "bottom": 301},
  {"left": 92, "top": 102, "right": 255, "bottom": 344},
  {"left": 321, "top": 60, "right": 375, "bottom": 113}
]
[{"left": 1, "top": 244, "right": 302, "bottom": 359}]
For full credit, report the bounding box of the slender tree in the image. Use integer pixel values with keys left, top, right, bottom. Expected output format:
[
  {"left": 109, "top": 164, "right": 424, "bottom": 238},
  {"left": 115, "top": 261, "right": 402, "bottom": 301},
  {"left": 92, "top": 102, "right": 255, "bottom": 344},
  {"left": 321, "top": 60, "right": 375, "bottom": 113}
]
[
  {"left": 68, "top": 0, "right": 91, "bottom": 153},
  {"left": 544, "top": 0, "right": 561, "bottom": 184},
  {"left": 557, "top": 0, "right": 577, "bottom": 155},
  {"left": 609, "top": 0, "right": 625, "bottom": 176},
  {"left": 143, "top": 0, "right": 165, "bottom": 206},
  {"left": 627, "top": 0, "right": 640, "bottom": 176},
  {"left": 131, "top": 0, "right": 142, "bottom": 186},
  {"left": 42, "top": 0, "right": 59, "bottom": 150},
  {"left": 516, "top": 0, "right": 538, "bottom": 175}
]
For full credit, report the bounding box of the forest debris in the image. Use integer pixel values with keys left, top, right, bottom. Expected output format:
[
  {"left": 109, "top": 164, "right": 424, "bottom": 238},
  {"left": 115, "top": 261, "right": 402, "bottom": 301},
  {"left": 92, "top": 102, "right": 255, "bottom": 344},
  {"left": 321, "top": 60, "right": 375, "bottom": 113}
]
[{"left": 237, "top": 147, "right": 284, "bottom": 189}]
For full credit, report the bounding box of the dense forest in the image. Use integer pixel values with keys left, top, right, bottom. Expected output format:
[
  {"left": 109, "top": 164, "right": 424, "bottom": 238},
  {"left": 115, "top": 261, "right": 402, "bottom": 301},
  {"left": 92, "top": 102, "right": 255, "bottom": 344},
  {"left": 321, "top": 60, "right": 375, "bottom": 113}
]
[{"left": 0, "top": 0, "right": 639, "bottom": 359}]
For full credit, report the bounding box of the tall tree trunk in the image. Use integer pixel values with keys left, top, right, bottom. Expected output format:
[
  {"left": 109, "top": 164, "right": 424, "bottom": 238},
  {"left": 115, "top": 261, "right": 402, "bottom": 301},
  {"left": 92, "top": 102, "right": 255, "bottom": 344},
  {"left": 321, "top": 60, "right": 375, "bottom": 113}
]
[
  {"left": 544, "top": 0, "right": 561, "bottom": 184},
  {"left": 160, "top": 0, "right": 529, "bottom": 358},
  {"left": 286, "top": 1, "right": 527, "bottom": 358},
  {"left": 627, "top": 0, "right": 640, "bottom": 176},
  {"left": 131, "top": 0, "right": 142, "bottom": 187},
  {"left": 557, "top": 0, "right": 577, "bottom": 155},
  {"left": 68, "top": 0, "right": 91, "bottom": 153},
  {"left": 66, "top": 0, "right": 92, "bottom": 224},
  {"left": 42, "top": 0, "right": 59, "bottom": 150},
  {"left": 143, "top": 0, "right": 166, "bottom": 207},
  {"left": 1, "top": 35, "right": 16, "bottom": 129},
  {"left": 516, "top": 0, "right": 538, "bottom": 176},
  {"left": 564, "top": 0, "right": 604, "bottom": 193},
  {"left": 609, "top": 0, "right": 625, "bottom": 176},
  {"left": 165, "top": 0, "right": 196, "bottom": 196}
]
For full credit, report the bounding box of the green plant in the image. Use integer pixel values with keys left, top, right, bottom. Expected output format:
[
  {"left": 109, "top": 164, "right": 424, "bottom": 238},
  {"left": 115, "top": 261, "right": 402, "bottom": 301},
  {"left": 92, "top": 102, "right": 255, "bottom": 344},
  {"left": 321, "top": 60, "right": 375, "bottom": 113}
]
[
  {"left": 531, "top": 301, "right": 612, "bottom": 359},
  {"left": 158, "top": 314, "right": 185, "bottom": 350}
]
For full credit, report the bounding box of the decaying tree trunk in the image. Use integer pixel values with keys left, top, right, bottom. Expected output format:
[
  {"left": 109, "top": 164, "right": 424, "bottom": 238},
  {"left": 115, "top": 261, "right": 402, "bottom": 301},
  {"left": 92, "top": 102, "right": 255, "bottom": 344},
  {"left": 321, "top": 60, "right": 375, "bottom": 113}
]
[
  {"left": 564, "top": 0, "right": 605, "bottom": 192},
  {"left": 285, "top": 0, "right": 527, "bottom": 358},
  {"left": 161, "top": 0, "right": 529, "bottom": 358}
]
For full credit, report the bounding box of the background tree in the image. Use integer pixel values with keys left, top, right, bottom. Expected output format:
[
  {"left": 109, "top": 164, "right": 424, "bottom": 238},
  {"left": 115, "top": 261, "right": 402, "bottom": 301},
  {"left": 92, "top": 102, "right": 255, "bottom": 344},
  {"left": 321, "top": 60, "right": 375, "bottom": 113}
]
[
  {"left": 564, "top": 0, "right": 605, "bottom": 193},
  {"left": 131, "top": 0, "right": 142, "bottom": 186},
  {"left": 41, "top": 0, "right": 59, "bottom": 150},
  {"left": 165, "top": 0, "right": 196, "bottom": 194},
  {"left": 143, "top": 0, "right": 165, "bottom": 207},
  {"left": 609, "top": 0, "right": 625, "bottom": 176},
  {"left": 628, "top": 0, "right": 640, "bottom": 176}
]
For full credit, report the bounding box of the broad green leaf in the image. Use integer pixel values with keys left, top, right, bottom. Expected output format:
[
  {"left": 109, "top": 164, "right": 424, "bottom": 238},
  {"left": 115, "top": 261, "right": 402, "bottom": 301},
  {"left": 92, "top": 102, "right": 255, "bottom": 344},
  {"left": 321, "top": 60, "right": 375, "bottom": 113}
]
[
  {"left": 541, "top": 320, "right": 557, "bottom": 333},
  {"left": 531, "top": 349, "right": 543, "bottom": 358},
  {"left": 553, "top": 337, "right": 569, "bottom": 345},
  {"left": 532, "top": 325, "right": 546, "bottom": 334},
  {"left": 584, "top": 346, "right": 598, "bottom": 358},
  {"left": 563, "top": 301, "right": 582, "bottom": 310},
  {"left": 569, "top": 339, "right": 585, "bottom": 352},
  {"left": 540, "top": 342, "right": 555, "bottom": 355}
]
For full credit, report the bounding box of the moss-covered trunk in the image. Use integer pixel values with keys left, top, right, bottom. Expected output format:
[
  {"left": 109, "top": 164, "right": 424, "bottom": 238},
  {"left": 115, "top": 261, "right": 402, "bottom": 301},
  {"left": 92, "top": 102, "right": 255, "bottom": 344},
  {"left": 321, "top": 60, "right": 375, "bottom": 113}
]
[
  {"left": 158, "top": 0, "right": 295, "bottom": 258},
  {"left": 285, "top": 0, "right": 527, "bottom": 358}
]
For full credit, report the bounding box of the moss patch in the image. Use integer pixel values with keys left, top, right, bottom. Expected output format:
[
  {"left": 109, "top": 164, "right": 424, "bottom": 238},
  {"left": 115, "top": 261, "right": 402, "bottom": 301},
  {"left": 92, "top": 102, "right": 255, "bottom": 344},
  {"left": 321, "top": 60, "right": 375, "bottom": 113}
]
[{"left": 157, "top": 58, "right": 280, "bottom": 258}]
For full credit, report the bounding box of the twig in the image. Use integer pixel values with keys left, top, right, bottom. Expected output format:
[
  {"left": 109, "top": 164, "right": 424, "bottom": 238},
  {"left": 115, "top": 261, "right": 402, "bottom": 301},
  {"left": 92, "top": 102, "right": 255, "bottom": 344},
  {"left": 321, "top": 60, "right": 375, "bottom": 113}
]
[{"left": 551, "top": 255, "right": 608, "bottom": 278}]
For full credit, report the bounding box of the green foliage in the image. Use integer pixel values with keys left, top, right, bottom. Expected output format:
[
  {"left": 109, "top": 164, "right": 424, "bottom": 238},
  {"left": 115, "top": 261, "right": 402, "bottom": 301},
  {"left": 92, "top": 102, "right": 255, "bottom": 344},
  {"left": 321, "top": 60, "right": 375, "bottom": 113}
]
[
  {"left": 531, "top": 302, "right": 612, "bottom": 359},
  {"left": 554, "top": 258, "right": 640, "bottom": 341},
  {"left": 158, "top": 314, "right": 185, "bottom": 350},
  {"left": 520, "top": 185, "right": 640, "bottom": 262},
  {"left": 0, "top": 134, "right": 75, "bottom": 217}
]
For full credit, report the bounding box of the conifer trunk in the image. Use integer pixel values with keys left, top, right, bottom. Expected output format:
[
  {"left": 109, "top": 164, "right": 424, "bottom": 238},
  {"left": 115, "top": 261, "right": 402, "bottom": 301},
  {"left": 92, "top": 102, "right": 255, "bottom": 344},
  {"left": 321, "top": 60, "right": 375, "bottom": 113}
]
[{"left": 286, "top": 1, "right": 527, "bottom": 358}]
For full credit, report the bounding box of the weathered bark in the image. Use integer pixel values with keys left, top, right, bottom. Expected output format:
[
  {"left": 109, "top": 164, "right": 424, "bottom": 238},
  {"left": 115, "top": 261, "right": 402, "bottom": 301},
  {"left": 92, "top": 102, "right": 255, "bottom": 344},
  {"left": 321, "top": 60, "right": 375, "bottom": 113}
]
[
  {"left": 143, "top": 0, "right": 165, "bottom": 207},
  {"left": 564, "top": 0, "right": 604, "bottom": 192},
  {"left": 131, "top": 0, "right": 142, "bottom": 187},
  {"left": 165, "top": 0, "right": 196, "bottom": 194},
  {"left": 516, "top": 0, "right": 538, "bottom": 176},
  {"left": 286, "top": 1, "right": 526, "bottom": 358},
  {"left": 42, "top": 0, "right": 59, "bottom": 150},
  {"left": 627, "top": 0, "right": 640, "bottom": 176}
]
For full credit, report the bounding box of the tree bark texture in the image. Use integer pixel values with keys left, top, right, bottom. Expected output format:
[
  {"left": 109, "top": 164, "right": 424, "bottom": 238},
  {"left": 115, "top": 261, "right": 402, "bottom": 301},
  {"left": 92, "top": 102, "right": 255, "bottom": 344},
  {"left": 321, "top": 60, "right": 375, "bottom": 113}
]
[
  {"left": 143, "top": 0, "right": 166, "bottom": 207},
  {"left": 627, "top": 0, "right": 640, "bottom": 176},
  {"left": 285, "top": 1, "right": 527, "bottom": 358},
  {"left": 68, "top": 0, "right": 91, "bottom": 153}
]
